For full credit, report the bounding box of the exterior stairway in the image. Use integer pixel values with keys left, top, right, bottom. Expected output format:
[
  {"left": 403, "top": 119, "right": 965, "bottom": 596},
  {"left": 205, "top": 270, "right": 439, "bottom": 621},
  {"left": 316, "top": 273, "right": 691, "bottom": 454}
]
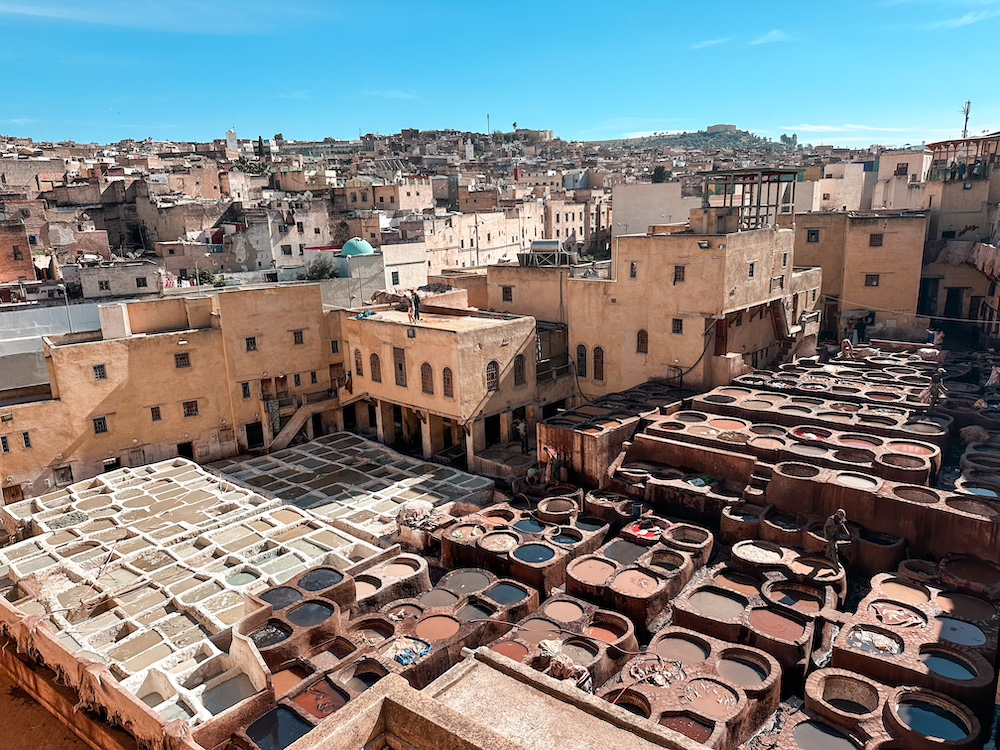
[{"left": 268, "top": 393, "right": 339, "bottom": 451}]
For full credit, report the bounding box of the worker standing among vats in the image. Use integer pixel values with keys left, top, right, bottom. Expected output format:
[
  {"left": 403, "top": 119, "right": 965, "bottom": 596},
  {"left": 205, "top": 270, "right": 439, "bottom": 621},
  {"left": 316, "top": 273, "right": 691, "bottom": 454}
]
[{"left": 824, "top": 509, "right": 850, "bottom": 565}]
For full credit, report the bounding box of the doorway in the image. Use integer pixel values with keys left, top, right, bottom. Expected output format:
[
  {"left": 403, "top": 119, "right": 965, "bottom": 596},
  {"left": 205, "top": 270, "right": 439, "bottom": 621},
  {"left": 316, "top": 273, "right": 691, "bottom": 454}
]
[
  {"left": 2, "top": 485, "right": 23, "bottom": 504},
  {"left": 484, "top": 414, "right": 502, "bottom": 447},
  {"left": 944, "top": 287, "right": 964, "bottom": 320},
  {"left": 245, "top": 422, "right": 265, "bottom": 450},
  {"left": 177, "top": 442, "right": 194, "bottom": 459},
  {"left": 311, "top": 413, "right": 324, "bottom": 439}
]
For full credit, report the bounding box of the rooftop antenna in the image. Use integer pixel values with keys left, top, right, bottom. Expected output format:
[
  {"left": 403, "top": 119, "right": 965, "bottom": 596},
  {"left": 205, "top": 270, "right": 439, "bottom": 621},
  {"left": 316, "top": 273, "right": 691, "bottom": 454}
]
[
  {"left": 961, "top": 100, "right": 971, "bottom": 139},
  {"left": 487, "top": 113, "right": 490, "bottom": 136}
]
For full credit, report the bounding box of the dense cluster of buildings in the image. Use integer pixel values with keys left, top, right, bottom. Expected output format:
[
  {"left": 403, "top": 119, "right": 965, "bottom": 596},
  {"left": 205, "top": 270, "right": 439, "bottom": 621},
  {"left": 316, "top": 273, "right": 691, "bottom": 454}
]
[{"left": 2, "top": 123, "right": 1000, "bottom": 750}]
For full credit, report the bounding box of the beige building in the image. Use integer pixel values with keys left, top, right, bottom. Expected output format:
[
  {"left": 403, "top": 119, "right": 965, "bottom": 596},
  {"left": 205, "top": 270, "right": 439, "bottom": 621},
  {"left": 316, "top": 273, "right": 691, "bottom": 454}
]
[
  {"left": 0, "top": 285, "right": 341, "bottom": 502},
  {"left": 871, "top": 149, "right": 932, "bottom": 211},
  {"left": 793, "top": 211, "right": 927, "bottom": 340}
]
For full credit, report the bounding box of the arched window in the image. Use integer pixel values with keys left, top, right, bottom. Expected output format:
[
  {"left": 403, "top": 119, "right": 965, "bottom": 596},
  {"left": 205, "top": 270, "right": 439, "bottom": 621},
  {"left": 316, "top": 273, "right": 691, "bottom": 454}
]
[
  {"left": 354, "top": 349, "right": 363, "bottom": 377},
  {"left": 369, "top": 353, "right": 382, "bottom": 383},
  {"left": 636, "top": 329, "right": 648, "bottom": 354},
  {"left": 576, "top": 344, "right": 587, "bottom": 378},
  {"left": 443, "top": 367, "right": 454, "bottom": 398},
  {"left": 486, "top": 360, "right": 499, "bottom": 392},
  {"left": 421, "top": 363, "right": 433, "bottom": 394},
  {"left": 594, "top": 346, "right": 605, "bottom": 381},
  {"left": 513, "top": 354, "right": 526, "bottom": 386}
]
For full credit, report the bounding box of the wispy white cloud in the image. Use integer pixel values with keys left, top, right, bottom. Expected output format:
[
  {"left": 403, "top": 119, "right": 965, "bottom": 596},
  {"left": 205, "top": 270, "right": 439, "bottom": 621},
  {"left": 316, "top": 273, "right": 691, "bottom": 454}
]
[
  {"left": 691, "top": 37, "right": 730, "bottom": 49},
  {"left": 277, "top": 90, "right": 311, "bottom": 101},
  {"left": 0, "top": 0, "right": 326, "bottom": 34},
  {"left": 781, "top": 123, "right": 914, "bottom": 133},
  {"left": 0, "top": 117, "right": 37, "bottom": 125},
  {"left": 751, "top": 29, "right": 791, "bottom": 44},
  {"left": 927, "top": 7, "right": 1000, "bottom": 27},
  {"left": 361, "top": 89, "right": 418, "bottom": 101}
]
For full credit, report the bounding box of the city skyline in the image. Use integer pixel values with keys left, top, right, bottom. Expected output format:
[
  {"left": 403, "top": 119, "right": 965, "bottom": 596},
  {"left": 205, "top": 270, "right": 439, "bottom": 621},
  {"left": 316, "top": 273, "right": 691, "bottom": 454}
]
[{"left": 0, "top": 0, "right": 997, "bottom": 146}]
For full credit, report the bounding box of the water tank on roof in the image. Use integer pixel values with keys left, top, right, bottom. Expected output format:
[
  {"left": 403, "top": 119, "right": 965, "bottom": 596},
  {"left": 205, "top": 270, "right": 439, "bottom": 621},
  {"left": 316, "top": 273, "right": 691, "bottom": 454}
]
[{"left": 342, "top": 237, "right": 375, "bottom": 256}]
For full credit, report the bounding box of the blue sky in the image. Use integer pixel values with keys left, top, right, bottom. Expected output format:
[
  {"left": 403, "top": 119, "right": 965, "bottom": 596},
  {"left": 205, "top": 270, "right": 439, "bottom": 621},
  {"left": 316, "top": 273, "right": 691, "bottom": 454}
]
[{"left": 1, "top": 0, "right": 998, "bottom": 147}]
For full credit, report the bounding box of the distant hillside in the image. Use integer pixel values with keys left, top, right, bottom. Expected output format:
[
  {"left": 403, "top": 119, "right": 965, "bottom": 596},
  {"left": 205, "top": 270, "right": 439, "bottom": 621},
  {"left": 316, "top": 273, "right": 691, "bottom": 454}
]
[{"left": 587, "top": 129, "right": 780, "bottom": 150}]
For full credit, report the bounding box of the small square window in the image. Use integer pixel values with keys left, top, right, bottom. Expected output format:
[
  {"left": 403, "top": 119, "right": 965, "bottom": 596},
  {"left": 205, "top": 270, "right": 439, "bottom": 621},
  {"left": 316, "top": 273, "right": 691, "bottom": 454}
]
[
  {"left": 182, "top": 400, "right": 199, "bottom": 417},
  {"left": 241, "top": 382, "right": 251, "bottom": 399},
  {"left": 136, "top": 277, "right": 148, "bottom": 288},
  {"left": 672, "top": 318, "right": 683, "bottom": 334},
  {"left": 0, "top": 436, "right": 8, "bottom": 453},
  {"left": 629, "top": 262, "right": 637, "bottom": 279},
  {"left": 93, "top": 364, "right": 107, "bottom": 380},
  {"left": 502, "top": 286, "right": 513, "bottom": 302},
  {"left": 93, "top": 416, "right": 108, "bottom": 434},
  {"left": 782, "top": 252, "right": 788, "bottom": 267},
  {"left": 21, "top": 431, "right": 31, "bottom": 449},
  {"left": 330, "top": 340, "right": 339, "bottom": 354},
  {"left": 281, "top": 244, "right": 292, "bottom": 255},
  {"left": 869, "top": 233, "right": 883, "bottom": 247},
  {"left": 310, "top": 371, "right": 317, "bottom": 384},
  {"left": 293, "top": 330, "right": 304, "bottom": 345},
  {"left": 150, "top": 406, "right": 161, "bottom": 421},
  {"left": 174, "top": 352, "right": 191, "bottom": 368},
  {"left": 293, "top": 373, "right": 301, "bottom": 387},
  {"left": 391, "top": 270, "right": 400, "bottom": 285},
  {"left": 673, "top": 265, "right": 685, "bottom": 283},
  {"left": 314, "top": 227, "right": 321, "bottom": 234},
  {"left": 748, "top": 262, "right": 755, "bottom": 279},
  {"left": 54, "top": 466, "right": 73, "bottom": 485},
  {"left": 98, "top": 280, "right": 110, "bottom": 291},
  {"left": 865, "top": 274, "right": 880, "bottom": 287},
  {"left": 246, "top": 336, "right": 257, "bottom": 352},
  {"left": 296, "top": 222, "right": 304, "bottom": 232},
  {"left": 806, "top": 229, "right": 820, "bottom": 243}
]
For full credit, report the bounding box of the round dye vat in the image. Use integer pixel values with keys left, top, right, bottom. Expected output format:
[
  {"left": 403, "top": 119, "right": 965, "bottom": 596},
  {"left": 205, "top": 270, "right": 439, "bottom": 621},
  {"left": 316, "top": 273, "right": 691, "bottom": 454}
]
[
  {"left": 896, "top": 699, "right": 968, "bottom": 741},
  {"left": 513, "top": 544, "right": 555, "bottom": 564},
  {"left": 791, "top": 721, "right": 858, "bottom": 750},
  {"left": 714, "top": 572, "right": 760, "bottom": 597},
  {"left": 750, "top": 437, "right": 785, "bottom": 450},
  {"left": 847, "top": 627, "right": 902, "bottom": 655},
  {"left": 352, "top": 621, "right": 393, "bottom": 643},
  {"left": 789, "top": 557, "right": 838, "bottom": 579},
  {"left": 574, "top": 517, "right": 605, "bottom": 532},
  {"left": 445, "top": 571, "right": 490, "bottom": 594},
  {"left": 888, "top": 441, "right": 934, "bottom": 456},
  {"left": 654, "top": 637, "right": 709, "bottom": 665},
  {"left": 789, "top": 443, "right": 826, "bottom": 457},
  {"left": 921, "top": 651, "right": 976, "bottom": 680},
  {"left": 613, "top": 570, "right": 658, "bottom": 595},
  {"left": 836, "top": 473, "right": 878, "bottom": 489},
  {"left": 748, "top": 609, "right": 804, "bottom": 641},
  {"left": 518, "top": 619, "right": 560, "bottom": 645},
  {"left": 384, "top": 561, "right": 418, "bottom": 578},
  {"left": 420, "top": 589, "right": 459, "bottom": 608},
  {"left": 717, "top": 655, "right": 767, "bottom": 685},
  {"left": 937, "top": 592, "right": 995, "bottom": 621},
  {"left": 259, "top": 587, "right": 302, "bottom": 611},
  {"left": 449, "top": 524, "right": 483, "bottom": 540},
  {"left": 415, "top": 615, "right": 460, "bottom": 640},
  {"left": 287, "top": 601, "right": 335, "bottom": 628},
  {"left": 251, "top": 623, "right": 291, "bottom": 649},
  {"left": 733, "top": 541, "right": 782, "bottom": 563},
  {"left": 490, "top": 641, "right": 528, "bottom": 661},
  {"left": 742, "top": 400, "right": 774, "bottom": 410},
  {"left": 768, "top": 587, "right": 821, "bottom": 614},
  {"left": 658, "top": 714, "right": 712, "bottom": 743},
  {"left": 354, "top": 579, "right": 379, "bottom": 598},
  {"left": 455, "top": 602, "right": 495, "bottom": 621},
  {"left": 572, "top": 558, "right": 616, "bottom": 585},
  {"left": 680, "top": 679, "right": 737, "bottom": 717},
  {"left": 840, "top": 438, "right": 879, "bottom": 449},
  {"left": 388, "top": 604, "right": 422, "bottom": 620},
  {"left": 603, "top": 540, "right": 647, "bottom": 565},
  {"left": 545, "top": 600, "right": 584, "bottom": 623},
  {"left": 709, "top": 418, "right": 747, "bottom": 431},
  {"left": 480, "top": 532, "right": 519, "bottom": 552},
  {"left": 560, "top": 639, "right": 598, "bottom": 663},
  {"left": 934, "top": 617, "right": 986, "bottom": 646},
  {"left": 945, "top": 558, "right": 1000, "bottom": 585},
  {"left": 485, "top": 583, "right": 527, "bottom": 606},
  {"left": 246, "top": 707, "right": 312, "bottom": 750},
  {"left": 226, "top": 571, "right": 258, "bottom": 587},
  {"left": 585, "top": 620, "right": 624, "bottom": 644},
  {"left": 688, "top": 590, "right": 746, "bottom": 620},
  {"left": 869, "top": 601, "right": 925, "bottom": 628},
  {"left": 292, "top": 679, "right": 348, "bottom": 718},
  {"left": 513, "top": 518, "right": 546, "bottom": 534},
  {"left": 297, "top": 567, "right": 343, "bottom": 591},
  {"left": 550, "top": 530, "right": 580, "bottom": 546},
  {"left": 343, "top": 672, "right": 382, "bottom": 692}
]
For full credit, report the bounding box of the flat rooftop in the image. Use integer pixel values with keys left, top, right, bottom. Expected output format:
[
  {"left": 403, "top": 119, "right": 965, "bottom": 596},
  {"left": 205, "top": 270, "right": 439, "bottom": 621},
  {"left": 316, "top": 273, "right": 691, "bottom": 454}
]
[{"left": 352, "top": 306, "right": 522, "bottom": 332}]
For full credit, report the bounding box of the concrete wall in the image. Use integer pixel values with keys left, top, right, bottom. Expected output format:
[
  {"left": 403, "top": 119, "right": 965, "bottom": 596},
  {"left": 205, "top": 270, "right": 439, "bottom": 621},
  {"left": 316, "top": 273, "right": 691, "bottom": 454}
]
[
  {"left": 610, "top": 183, "right": 701, "bottom": 238},
  {"left": 0, "top": 303, "right": 102, "bottom": 354}
]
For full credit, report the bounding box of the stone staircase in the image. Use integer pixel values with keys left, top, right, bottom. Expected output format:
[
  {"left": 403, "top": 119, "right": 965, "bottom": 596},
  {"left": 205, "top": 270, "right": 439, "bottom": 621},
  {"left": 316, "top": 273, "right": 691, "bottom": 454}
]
[{"left": 742, "top": 464, "right": 773, "bottom": 503}]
